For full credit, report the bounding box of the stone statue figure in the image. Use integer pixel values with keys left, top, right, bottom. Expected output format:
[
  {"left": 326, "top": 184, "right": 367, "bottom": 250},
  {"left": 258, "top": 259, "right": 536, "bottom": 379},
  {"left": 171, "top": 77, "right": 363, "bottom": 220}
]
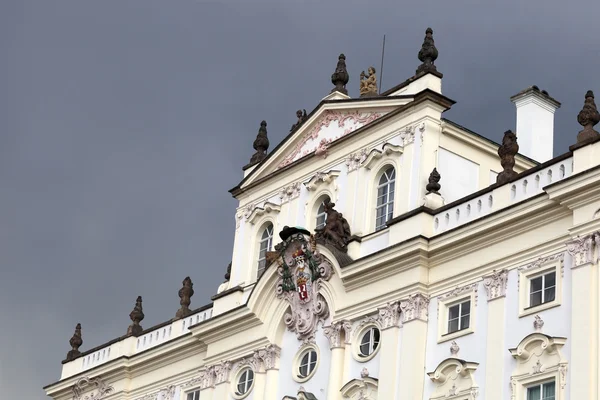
[
  {"left": 576, "top": 90, "right": 600, "bottom": 143},
  {"left": 291, "top": 109, "right": 308, "bottom": 131},
  {"left": 359, "top": 67, "right": 378, "bottom": 97},
  {"left": 175, "top": 276, "right": 194, "bottom": 319},
  {"left": 315, "top": 199, "right": 352, "bottom": 252},
  {"left": 331, "top": 54, "right": 350, "bottom": 95},
  {"left": 127, "top": 296, "right": 145, "bottom": 336},
  {"left": 496, "top": 130, "right": 519, "bottom": 185},
  {"left": 65, "top": 323, "right": 83, "bottom": 361}
]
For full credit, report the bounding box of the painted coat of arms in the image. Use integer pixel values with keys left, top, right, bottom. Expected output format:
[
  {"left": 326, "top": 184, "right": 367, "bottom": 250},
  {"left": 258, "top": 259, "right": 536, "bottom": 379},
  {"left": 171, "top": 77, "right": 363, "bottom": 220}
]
[{"left": 275, "top": 226, "right": 333, "bottom": 342}]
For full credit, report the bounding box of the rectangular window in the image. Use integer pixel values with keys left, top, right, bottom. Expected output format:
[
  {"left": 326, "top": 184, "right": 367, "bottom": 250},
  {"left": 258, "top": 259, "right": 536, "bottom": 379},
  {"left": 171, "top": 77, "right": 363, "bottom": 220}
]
[
  {"left": 186, "top": 390, "right": 200, "bottom": 400},
  {"left": 527, "top": 381, "right": 555, "bottom": 400},
  {"left": 447, "top": 300, "right": 470, "bottom": 334},
  {"left": 529, "top": 272, "right": 556, "bottom": 307}
]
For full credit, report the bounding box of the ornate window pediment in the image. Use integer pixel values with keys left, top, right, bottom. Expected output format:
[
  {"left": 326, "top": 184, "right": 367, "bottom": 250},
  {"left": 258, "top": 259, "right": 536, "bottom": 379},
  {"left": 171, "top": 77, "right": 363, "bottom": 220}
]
[
  {"left": 341, "top": 372, "right": 378, "bottom": 399},
  {"left": 362, "top": 143, "right": 403, "bottom": 170},
  {"left": 247, "top": 202, "right": 281, "bottom": 225},
  {"left": 427, "top": 358, "right": 479, "bottom": 400},
  {"left": 508, "top": 333, "right": 567, "bottom": 400},
  {"left": 304, "top": 170, "right": 340, "bottom": 191}
]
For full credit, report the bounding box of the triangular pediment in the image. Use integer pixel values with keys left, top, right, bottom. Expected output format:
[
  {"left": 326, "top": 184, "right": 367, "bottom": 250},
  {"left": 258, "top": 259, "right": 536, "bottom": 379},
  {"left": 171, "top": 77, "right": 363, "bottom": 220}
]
[{"left": 240, "top": 96, "right": 413, "bottom": 189}]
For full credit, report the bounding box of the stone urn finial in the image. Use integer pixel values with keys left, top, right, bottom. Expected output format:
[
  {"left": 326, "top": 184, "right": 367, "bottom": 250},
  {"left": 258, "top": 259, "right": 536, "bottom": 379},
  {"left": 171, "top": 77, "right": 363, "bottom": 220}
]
[
  {"left": 65, "top": 323, "right": 83, "bottom": 361},
  {"left": 331, "top": 54, "right": 350, "bottom": 95},
  {"left": 244, "top": 121, "right": 269, "bottom": 170},
  {"left": 127, "top": 296, "right": 144, "bottom": 336},
  {"left": 496, "top": 130, "right": 519, "bottom": 185},
  {"left": 416, "top": 27, "right": 439, "bottom": 75},
  {"left": 426, "top": 168, "right": 441, "bottom": 194},
  {"left": 175, "top": 276, "right": 194, "bottom": 319},
  {"left": 576, "top": 90, "right": 600, "bottom": 143}
]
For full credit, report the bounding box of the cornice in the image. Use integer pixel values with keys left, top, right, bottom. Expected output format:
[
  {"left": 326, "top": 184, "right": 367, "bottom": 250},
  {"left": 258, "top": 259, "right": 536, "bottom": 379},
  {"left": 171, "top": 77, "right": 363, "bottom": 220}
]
[
  {"left": 202, "top": 337, "right": 271, "bottom": 365},
  {"left": 429, "top": 196, "right": 569, "bottom": 263},
  {"left": 341, "top": 236, "right": 429, "bottom": 291},
  {"left": 189, "top": 307, "right": 261, "bottom": 344},
  {"left": 546, "top": 164, "right": 600, "bottom": 208}
]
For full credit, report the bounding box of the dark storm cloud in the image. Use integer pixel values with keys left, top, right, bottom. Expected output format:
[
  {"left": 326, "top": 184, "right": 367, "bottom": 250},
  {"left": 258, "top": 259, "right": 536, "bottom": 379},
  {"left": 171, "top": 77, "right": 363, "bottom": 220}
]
[{"left": 1, "top": 0, "right": 599, "bottom": 397}]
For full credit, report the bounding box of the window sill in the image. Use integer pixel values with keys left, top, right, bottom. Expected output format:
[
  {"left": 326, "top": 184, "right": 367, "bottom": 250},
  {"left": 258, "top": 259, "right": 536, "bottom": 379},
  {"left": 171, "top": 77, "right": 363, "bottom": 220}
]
[
  {"left": 437, "top": 327, "right": 474, "bottom": 343},
  {"left": 519, "top": 300, "right": 560, "bottom": 317}
]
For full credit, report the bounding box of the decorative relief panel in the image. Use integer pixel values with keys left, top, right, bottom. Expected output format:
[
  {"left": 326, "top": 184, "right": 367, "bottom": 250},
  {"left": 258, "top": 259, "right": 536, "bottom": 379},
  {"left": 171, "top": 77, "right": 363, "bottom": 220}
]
[
  {"left": 277, "top": 110, "right": 384, "bottom": 169},
  {"left": 72, "top": 377, "right": 114, "bottom": 400},
  {"left": 483, "top": 270, "right": 508, "bottom": 301},
  {"left": 274, "top": 229, "right": 333, "bottom": 343},
  {"left": 183, "top": 366, "right": 216, "bottom": 390},
  {"left": 134, "top": 386, "right": 176, "bottom": 400}
]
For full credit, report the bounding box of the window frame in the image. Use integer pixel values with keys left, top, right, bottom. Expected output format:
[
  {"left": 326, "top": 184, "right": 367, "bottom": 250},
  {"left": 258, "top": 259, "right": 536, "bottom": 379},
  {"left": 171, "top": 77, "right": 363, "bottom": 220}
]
[
  {"left": 256, "top": 223, "right": 274, "bottom": 278},
  {"left": 231, "top": 366, "right": 255, "bottom": 399},
  {"left": 352, "top": 322, "right": 382, "bottom": 362},
  {"left": 185, "top": 389, "right": 201, "bottom": 400},
  {"left": 526, "top": 380, "right": 556, "bottom": 400},
  {"left": 293, "top": 344, "right": 320, "bottom": 383},
  {"left": 437, "top": 285, "right": 477, "bottom": 343},
  {"left": 315, "top": 196, "right": 330, "bottom": 230},
  {"left": 518, "top": 255, "right": 563, "bottom": 317},
  {"left": 375, "top": 166, "right": 396, "bottom": 231}
]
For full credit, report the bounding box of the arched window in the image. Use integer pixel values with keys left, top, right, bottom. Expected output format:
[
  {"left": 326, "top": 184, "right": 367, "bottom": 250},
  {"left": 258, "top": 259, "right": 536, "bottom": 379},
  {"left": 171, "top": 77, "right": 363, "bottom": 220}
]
[
  {"left": 375, "top": 167, "right": 396, "bottom": 230},
  {"left": 257, "top": 224, "right": 273, "bottom": 277},
  {"left": 316, "top": 197, "right": 330, "bottom": 229}
]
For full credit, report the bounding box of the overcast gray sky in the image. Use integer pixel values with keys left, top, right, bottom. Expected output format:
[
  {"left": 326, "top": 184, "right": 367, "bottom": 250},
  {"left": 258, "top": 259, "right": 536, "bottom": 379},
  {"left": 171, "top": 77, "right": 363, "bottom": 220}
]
[{"left": 2, "top": 0, "right": 599, "bottom": 398}]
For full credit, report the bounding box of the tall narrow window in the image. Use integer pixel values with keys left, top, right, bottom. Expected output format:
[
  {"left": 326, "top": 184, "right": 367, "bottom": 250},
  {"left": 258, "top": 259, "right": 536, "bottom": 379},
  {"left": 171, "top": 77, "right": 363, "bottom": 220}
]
[
  {"left": 316, "top": 197, "right": 329, "bottom": 229},
  {"left": 375, "top": 167, "right": 396, "bottom": 230},
  {"left": 257, "top": 224, "right": 273, "bottom": 277}
]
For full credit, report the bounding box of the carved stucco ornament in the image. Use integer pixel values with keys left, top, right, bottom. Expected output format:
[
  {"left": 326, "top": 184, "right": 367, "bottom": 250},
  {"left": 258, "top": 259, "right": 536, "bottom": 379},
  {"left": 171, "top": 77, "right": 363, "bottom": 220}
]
[
  {"left": 450, "top": 340, "right": 460, "bottom": 355},
  {"left": 533, "top": 315, "right": 544, "bottom": 332},
  {"left": 275, "top": 229, "right": 333, "bottom": 342},
  {"left": 183, "top": 366, "right": 215, "bottom": 390},
  {"left": 346, "top": 149, "right": 368, "bottom": 172},
  {"left": 323, "top": 320, "right": 352, "bottom": 348},
  {"left": 482, "top": 269, "right": 508, "bottom": 301},
  {"left": 427, "top": 358, "right": 479, "bottom": 400},
  {"left": 400, "top": 293, "right": 430, "bottom": 323},
  {"left": 72, "top": 376, "right": 114, "bottom": 400},
  {"left": 566, "top": 234, "right": 594, "bottom": 268}
]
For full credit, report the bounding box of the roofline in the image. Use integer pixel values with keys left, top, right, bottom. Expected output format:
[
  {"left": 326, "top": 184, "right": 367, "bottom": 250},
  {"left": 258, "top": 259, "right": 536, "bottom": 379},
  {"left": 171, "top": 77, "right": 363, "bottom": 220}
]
[
  {"left": 230, "top": 94, "right": 418, "bottom": 195},
  {"left": 62, "top": 303, "right": 213, "bottom": 364},
  {"left": 441, "top": 118, "right": 541, "bottom": 166},
  {"left": 230, "top": 89, "right": 456, "bottom": 197},
  {"left": 380, "top": 70, "right": 444, "bottom": 96}
]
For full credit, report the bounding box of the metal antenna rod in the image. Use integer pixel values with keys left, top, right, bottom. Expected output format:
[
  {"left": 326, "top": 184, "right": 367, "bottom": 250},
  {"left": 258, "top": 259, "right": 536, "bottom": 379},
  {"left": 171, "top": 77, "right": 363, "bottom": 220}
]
[{"left": 379, "top": 34, "right": 386, "bottom": 94}]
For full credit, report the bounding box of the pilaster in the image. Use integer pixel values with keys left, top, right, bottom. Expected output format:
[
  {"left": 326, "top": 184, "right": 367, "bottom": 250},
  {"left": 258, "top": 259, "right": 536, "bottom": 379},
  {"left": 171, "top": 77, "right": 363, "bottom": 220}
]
[
  {"left": 376, "top": 301, "right": 402, "bottom": 399},
  {"left": 398, "top": 294, "right": 429, "bottom": 400},
  {"left": 323, "top": 320, "right": 352, "bottom": 400},
  {"left": 256, "top": 345, "right": 281, "bottom": 400},
  {"left": 212, "top": 361, "right": 232, "bottom": 399},
  {"left": 482, "top": 269, "right": 508, "bottom": 400},
  {"left": 567, "top": 234, "right": 597, "bottom": 400}
]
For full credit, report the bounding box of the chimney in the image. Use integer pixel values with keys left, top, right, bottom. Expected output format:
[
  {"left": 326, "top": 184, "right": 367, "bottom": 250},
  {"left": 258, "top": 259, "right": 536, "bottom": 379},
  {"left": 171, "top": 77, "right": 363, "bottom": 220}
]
[{"left": 510, "top": 86, "right": 561, "bottom": 163}]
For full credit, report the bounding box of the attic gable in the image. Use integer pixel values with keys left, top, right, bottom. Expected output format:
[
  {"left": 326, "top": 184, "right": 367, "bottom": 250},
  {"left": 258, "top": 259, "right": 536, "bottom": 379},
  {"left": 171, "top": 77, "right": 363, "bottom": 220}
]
[{"left": 240, "top": 97, "right": 412, "bottom": 188}]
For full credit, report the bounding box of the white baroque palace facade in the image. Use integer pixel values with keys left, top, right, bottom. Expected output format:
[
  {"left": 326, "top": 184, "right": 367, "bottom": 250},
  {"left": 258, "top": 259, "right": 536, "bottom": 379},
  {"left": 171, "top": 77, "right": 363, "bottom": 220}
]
[{"left": 45, "top": 28, "right": 600, "bottom": 400}]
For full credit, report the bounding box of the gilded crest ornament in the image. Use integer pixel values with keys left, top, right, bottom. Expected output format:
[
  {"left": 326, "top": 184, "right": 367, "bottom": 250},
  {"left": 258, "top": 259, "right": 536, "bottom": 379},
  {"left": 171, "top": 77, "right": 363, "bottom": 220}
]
[{"left": 275, "top": 227, "right": 333, "bottom": 342}]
